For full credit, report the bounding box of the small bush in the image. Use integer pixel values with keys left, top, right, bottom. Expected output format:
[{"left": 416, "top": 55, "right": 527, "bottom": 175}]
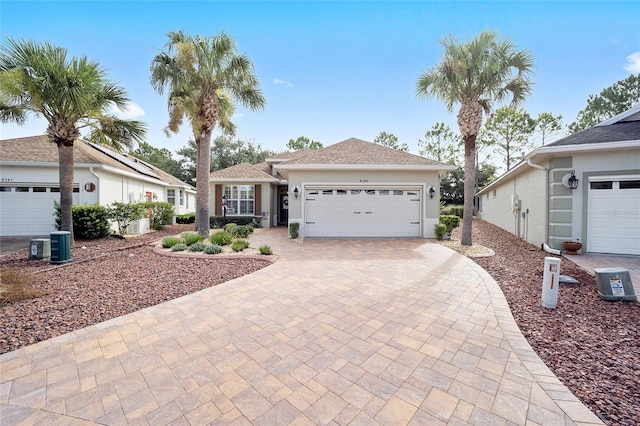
[
  {"left": 204, "top": 244, "right": 223, "bottom": 255},
  {"left": 175, "top": 212, "right": 195, "bottom": 224},
  {"left": 441, "top": 205, "right": 464, "bottom": 218},
  {"left": 54, "top": 202, "right": 111, "bottom": 239},
  {"left": 139, "top": 201, "right": 174, "bottom": 230},
  {"left": 231, "top": 225, "right": 253, "bottom": 238},
  {"left": 106, "top": 202, "right": 146, "bottom": 236},
  {"left": 182, "top": 232, "right": 204, "bottom": 246},
  {"left": 259, "top": 245, "right": 272, "bottom": 255},
  {"left": 439, "top": 215, "right": 461, "bottom": 233},
  {"left": 289, "top": 222, "right": 300, "bottom": 239},
  {"left": 231, "top": 239, "right": 249, "bottom": 252},
  {"left": 0, "top": 268, "right": 46, "bottom": 305},
  {"left": 171, "top": 243, "right": 188, "bottom": 252},
  {"left": 435, "top": 223, "right": 447, "bottom": 241},
  {"left": 188, "top": 241, "right": 207, "bottom": 252},
  {"left": 210, "top": 231, "right": 232, "bottom": 245},
  {"left": 210, "top": 215, "right": 261, "bottom": 229},
  {"left": 162, "top": 236, "right": 183, "bottom": 248},
  {"left": 224, "top": 223, "right": 237, "bottom": 233}
]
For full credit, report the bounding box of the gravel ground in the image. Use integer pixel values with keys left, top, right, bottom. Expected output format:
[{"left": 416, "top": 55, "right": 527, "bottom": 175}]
[{"left": 1, "top": 221, "right": 638, "bottom": 424}]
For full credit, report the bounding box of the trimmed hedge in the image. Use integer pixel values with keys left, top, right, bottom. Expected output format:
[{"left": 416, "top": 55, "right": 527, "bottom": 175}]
[
  {"left": 175, "top": 212, "right": 196, "bottom": 224},
  {"left": 54, "top": 202, "right": 111, "bottom": 240},
  {"left": 439, "top": 215, "right": 461, "bottom": 233},
  {"left": 210, "top": 215, "right": 261, "bottom": 229}
]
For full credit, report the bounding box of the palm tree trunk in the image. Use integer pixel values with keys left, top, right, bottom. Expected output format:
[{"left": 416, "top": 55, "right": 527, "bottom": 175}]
[
  {"left": 57, "top": 142, "right": 75, "bottom": 241},
  {"left": 462, "top": 135, "right": 476, "bottom": 246},
  {"left": 196, "top": 131, "right": 212, "bottom": 236}
]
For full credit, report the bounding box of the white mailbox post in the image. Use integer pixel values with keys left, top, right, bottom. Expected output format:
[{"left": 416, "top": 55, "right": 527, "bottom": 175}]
[{"left": 542, "top": 257, "right": 561, "bottom": 309}]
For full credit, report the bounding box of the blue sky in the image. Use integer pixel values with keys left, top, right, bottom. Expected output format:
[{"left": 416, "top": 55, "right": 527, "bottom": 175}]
[{"left": 2, "top": 1, "right": 639, "bottom": 163}]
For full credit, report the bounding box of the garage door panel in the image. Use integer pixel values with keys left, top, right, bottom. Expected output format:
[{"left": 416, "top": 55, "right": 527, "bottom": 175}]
[
  {"left": 1, "top": 187, "right": 78, "bottom": 236},
  {"left": 305, "top": 187, "right": 421, "bottom": 238}
]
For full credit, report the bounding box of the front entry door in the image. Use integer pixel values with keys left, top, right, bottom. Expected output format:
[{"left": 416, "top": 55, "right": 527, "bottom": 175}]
[{"left": 279, "top": 193, "right": 289, "bottom": 225}]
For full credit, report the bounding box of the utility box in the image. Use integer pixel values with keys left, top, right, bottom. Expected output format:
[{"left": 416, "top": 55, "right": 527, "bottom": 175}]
[
  {"left": 50, "top": 231, "right": 72, "bottom": 264},
  {"left": 29, "top": 238, "right": 51, "bottom": 259},
  {"left": 541, "top": 257, "right": 561, "bottom": 309},
  {"left": 595, "top": 268, "right": 637, "bottom": 302}
]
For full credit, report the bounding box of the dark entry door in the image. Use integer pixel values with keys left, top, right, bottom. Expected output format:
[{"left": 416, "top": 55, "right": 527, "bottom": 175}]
[{"left": 279, "top": 193, "right": 289, "bottom": 225}]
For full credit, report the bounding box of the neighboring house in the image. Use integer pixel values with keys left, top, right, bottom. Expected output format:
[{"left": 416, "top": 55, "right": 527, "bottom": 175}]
[
  {"left": 478, "top": 105, "right": 640, "bottom": 255},
  {"left": 210, "top": 138, "right": 455, "bottom": 238},
  {"left": 0, "top": 135, "right": 195, "bottom": 236}
]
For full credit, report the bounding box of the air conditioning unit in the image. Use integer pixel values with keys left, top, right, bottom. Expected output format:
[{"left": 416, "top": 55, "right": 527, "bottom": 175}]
[
  {"left": 29, "top": 238, "right": 51, "bottom": 259},
  {"left": 594, "top": 268, "right": 637, "bottom": 302}
]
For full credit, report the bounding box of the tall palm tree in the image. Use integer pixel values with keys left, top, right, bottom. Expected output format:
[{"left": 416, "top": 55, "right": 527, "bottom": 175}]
[
  {"left": 416, "top": 31, "right": 534, "bottom": 245},
  {"left": 0, "top": 38, "right": 146, "bottom": 239},
  {"left": 151, "top": 30, "right": 266, "bottom": 236}
]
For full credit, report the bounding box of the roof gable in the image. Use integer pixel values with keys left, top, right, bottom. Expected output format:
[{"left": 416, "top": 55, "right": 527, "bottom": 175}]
[{"left": 209, "top": 162, "right": 277, "bottom": 181}]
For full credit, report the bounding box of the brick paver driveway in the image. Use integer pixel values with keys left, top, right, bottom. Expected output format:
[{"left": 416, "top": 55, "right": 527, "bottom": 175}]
[{"left": 0, "top": 229, "right": 601, "bottom": 425}]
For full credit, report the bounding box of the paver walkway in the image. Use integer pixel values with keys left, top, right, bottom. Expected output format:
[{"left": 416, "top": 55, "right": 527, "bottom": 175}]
[{"left": 0, "top": 229, "right": 602, "bottom": 425}]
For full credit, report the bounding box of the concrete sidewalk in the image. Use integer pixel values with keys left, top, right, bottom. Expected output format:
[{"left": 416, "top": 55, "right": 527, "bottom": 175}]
[{"left": 0, "top": 229, "right": 602, "bottom": 425}]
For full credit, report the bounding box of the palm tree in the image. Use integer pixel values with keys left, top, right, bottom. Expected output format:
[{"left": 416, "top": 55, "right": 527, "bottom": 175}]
[
  {"left": 416, "top": 31, "right": 534, "bottom": 245},
  {"left": 0, "top": 38, "right": 146, "bottom": 239},
  {"left": 151, "top": 30, "right": 266, "bottom": 236}
]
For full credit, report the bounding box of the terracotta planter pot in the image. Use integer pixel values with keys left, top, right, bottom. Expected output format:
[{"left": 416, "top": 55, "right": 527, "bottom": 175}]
[{"left": 562, "top": 241, "right": 582, "bottom": 254}]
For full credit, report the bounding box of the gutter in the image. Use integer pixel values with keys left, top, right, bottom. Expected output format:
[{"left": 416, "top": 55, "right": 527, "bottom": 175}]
[{"left": 527, "top": 159, "right": 551, "bottom": 249}]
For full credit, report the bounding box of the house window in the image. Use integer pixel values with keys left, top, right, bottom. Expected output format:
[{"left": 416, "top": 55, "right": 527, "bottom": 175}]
[
  {"left": 620, "top": 180, "right": 640, "bottom": 189},
  {"left": 179, "top": 190, "right": 184, "bottom": 206},
  {"left": 33, "top": 187, "right": 47, "bottom": 192},
  {"left": 492, "top": 189, "right": 497, "bottom": 198},
  {"left": 0, "top": 187, "right": 12, "bottom": 192},
  {"left": 167, "top": 189, "right": 176, "bottom": 206},
  {"left": 590, "top": 181, "right": 613, "bottom": 190},
  {"left": 224, "top": 185, "right": 254, "bottom": 215}
]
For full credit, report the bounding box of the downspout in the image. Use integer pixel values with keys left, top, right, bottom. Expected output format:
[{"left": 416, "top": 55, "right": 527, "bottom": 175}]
[{"left": 527, "top": 159, "right": 559, "bottom": 254}]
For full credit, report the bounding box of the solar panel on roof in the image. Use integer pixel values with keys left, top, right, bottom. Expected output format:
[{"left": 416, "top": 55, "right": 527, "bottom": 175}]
[{"left": 89, "top": 143, "right": 161, "bottom": 180}]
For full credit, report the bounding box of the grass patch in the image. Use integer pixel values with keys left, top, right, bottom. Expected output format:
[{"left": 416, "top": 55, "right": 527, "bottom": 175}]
[
  {"left": 231, "top": 239, "right": 250, "bottom": 252},
  {"left": 210, "top": 231, "right": 232, "bottom": 246},
  {"left": 171, "top": 243, "right": 188, "bottom": 252},
  {"left": 162, "top": 236, "right": 183, "bottom": 248},
  {"left": 0, "top": 268, "right": 46, "bottom": 305},
  {"left": 182, "top": 232, "right": 204, "bottom": 246},
  {"left": 259, "top": 245, "right": 272, "bottom": 255}
]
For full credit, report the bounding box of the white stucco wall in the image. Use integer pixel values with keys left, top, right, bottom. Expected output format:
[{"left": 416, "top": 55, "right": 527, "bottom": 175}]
[{"left": 286, "top": 169, "right": 441, "bottom": 238}]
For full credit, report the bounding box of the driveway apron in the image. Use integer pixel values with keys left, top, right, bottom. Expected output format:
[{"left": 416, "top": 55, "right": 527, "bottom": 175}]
[{"left": 0, "top": 229, "right": 602, "bottom": 425}]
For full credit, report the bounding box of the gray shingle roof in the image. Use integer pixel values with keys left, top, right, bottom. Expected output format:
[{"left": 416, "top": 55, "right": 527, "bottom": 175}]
[
  {"left": 279, "top": 138, "right": 450, "bottom": 167},
  {"left": 548, "top": 120, "right": 640, "bottom": 147},
  {"left": 209, "top": 162, "right": 277, "bottom": 180}
]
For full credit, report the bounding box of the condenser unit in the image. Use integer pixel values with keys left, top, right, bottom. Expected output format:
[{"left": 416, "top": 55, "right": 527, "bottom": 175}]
[{"left": 29, "top": 238, "right": 51, "bottom": 259}]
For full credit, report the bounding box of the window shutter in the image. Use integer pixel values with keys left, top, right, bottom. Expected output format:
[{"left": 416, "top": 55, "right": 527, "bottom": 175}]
[
  {"left": 215, "top": 184, "right": 222, "bottom": 215},
  {"left": 255, "top": 184, "right": 261, "bottom": 216}
]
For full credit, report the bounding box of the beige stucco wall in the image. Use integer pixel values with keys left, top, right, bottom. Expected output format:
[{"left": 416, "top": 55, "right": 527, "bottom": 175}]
[
  {"left": 286, "top": 169, "right": 441, "bottom": 238},
  {"left": 479, "top": 166, "right": 547, "bottom": 246},
  {"left": 210, "top": 182, "right": 274, "bottom": 228}
]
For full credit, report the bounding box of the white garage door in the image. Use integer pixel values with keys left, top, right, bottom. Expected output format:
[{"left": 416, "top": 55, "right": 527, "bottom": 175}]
[
  {"left": 587, "top": 177, "right": 640, "bottom": 255},
  {"left": 0, "top": 185, "right": 79, "bottom": 236},
  {"left": 305, "top": 187, "right": 421, "bottom": 237}
]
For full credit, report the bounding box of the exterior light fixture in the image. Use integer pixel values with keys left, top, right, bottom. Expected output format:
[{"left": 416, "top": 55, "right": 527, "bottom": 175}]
[
  {"left": 428, "top": 186, "right": 436, "bottom": 199},
  {"left": 293, "top": 186, "right": 300, "bottom": 199},
  {"left": 567, "top": 170, "right": 579, "bottom": 189}
]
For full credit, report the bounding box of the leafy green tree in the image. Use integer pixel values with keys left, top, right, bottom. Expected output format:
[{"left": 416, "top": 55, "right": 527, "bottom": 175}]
[
  {"left": 286, "top": 136, "right": 322, "bottom": 151},
  {"left": 418, "top": 122, "right": 460, "bottom": 163},
  {"left": 0, "top": 38, "right": 146, "bottom": 238},
  {"left": 569, "top": 74, "right": 640, "bottom": 133},
  {"left": 534, "top": 112, "right": 564, "bottom": 146},
  {"left": 416, "top": 31, "right": 534, "bottom": 245},
  {"left": 440, "top": 163, "right": 497, "bottom": 206},
  {"left": 151, "top": 31, "right": 266, "bottom": 236},
  {"left": 373, "top": 131, "right": 409, "bottom": 152},
  {"left": 131, "top": 141, "right": 184, "bottom": 179},
  {"left": 106, "top": 202, "right": 146, "bottom": 237},
  {"left": 482, "top": 106, "right": 536, "bottom": 171}
]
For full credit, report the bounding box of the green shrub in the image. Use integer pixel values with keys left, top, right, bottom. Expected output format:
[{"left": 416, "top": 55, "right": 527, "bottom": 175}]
[
  {"left": 223, "top": 223, "right": 237, "bottom": 233},
  {"left": 439, "top": 215, "right": 461, "bottom": 233},
  {"left": 204, "top": 244, "right": 223, "bottom": 255},
  {"left": 440, "top": 205, "right": 464, "bottom": 218},
  {"left": 139, "top": 201, "right": 174, "bottom": 230},
  {"left": 435, "top": 223, "right": 447, "bottom": 241},
  {"left": 54, "top": 202, "right": 111, "bottom": 239},
  {"left": 210, "top": 231, "right": 232, "bottom": 245},
  {"left": 231, "top": 225, "right": 253, "bottom": 238},
  {"left": 289, "top": 222, "right": 300, "bottom": 239},
  {"left": 171, "top": 243, "right": 188, "bottom": 252},
  {"left": 259, "top": 245, "right": 272, "bottom": 255},
  {"left": 210, "top": 215, "right": 261, "bottom": 229},
  {"left": 231, "top": 239, "right": 249, "bottom": 252},
  {"left": 162, "top": 236, "right": 183, "bottom": 248},
  {"left": 175, "top": 212, "right": 195, "bottom": 224},
  {"left": 188, "top": 241, "right": 207, "bottom": 252},
  {"left": 182, "top": 232, "right": 204, "bottom": 246},
  {"left": 106, "top": 202, "right": 146, "bottom": 236}
]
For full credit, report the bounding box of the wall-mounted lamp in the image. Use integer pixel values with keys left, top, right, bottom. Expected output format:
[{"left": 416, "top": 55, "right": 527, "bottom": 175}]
[
  {"left": 428, "top": 186, "right": 436, "bottom": 199},
  {"left": 562, "top": 170, "right": 579, "bottom": 190},
  {"left": 293, "top": 186, "right": 300, "bottom": 199}
]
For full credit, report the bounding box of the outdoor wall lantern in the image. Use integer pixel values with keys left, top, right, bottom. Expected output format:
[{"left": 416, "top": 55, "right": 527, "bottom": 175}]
[
  {"left": 428, "top": 186, "right": 436, "bottom": 199},
  {"left": 562, "top": 170, "right": 579, "bottom": 190},
  {"left": 293, "top": 186, "right": 300, "bottom": 199}
]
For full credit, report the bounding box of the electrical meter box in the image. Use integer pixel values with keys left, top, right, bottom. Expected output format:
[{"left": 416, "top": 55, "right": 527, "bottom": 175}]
[
  {"left": 29, "top": 238, "right": 51, "bottom": 259},
  {"left": 594, "top": 268, "right": 637, "bottom": 302}
]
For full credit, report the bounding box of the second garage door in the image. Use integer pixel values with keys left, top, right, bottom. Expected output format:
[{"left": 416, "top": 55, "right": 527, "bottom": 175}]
[{"left": 305, "top": 187, "right": 421, "bottom": 237}]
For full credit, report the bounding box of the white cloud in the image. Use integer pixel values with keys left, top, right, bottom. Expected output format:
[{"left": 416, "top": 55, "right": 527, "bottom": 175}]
[
  {"left": 273, "top": 78, "right": 293, "bottom": 88},
  {"left": 623, "top": 52, "right": 640, "bottom": 73},
  {"left": 109, "top": 101, "right": 145, "bottom": 119}
]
